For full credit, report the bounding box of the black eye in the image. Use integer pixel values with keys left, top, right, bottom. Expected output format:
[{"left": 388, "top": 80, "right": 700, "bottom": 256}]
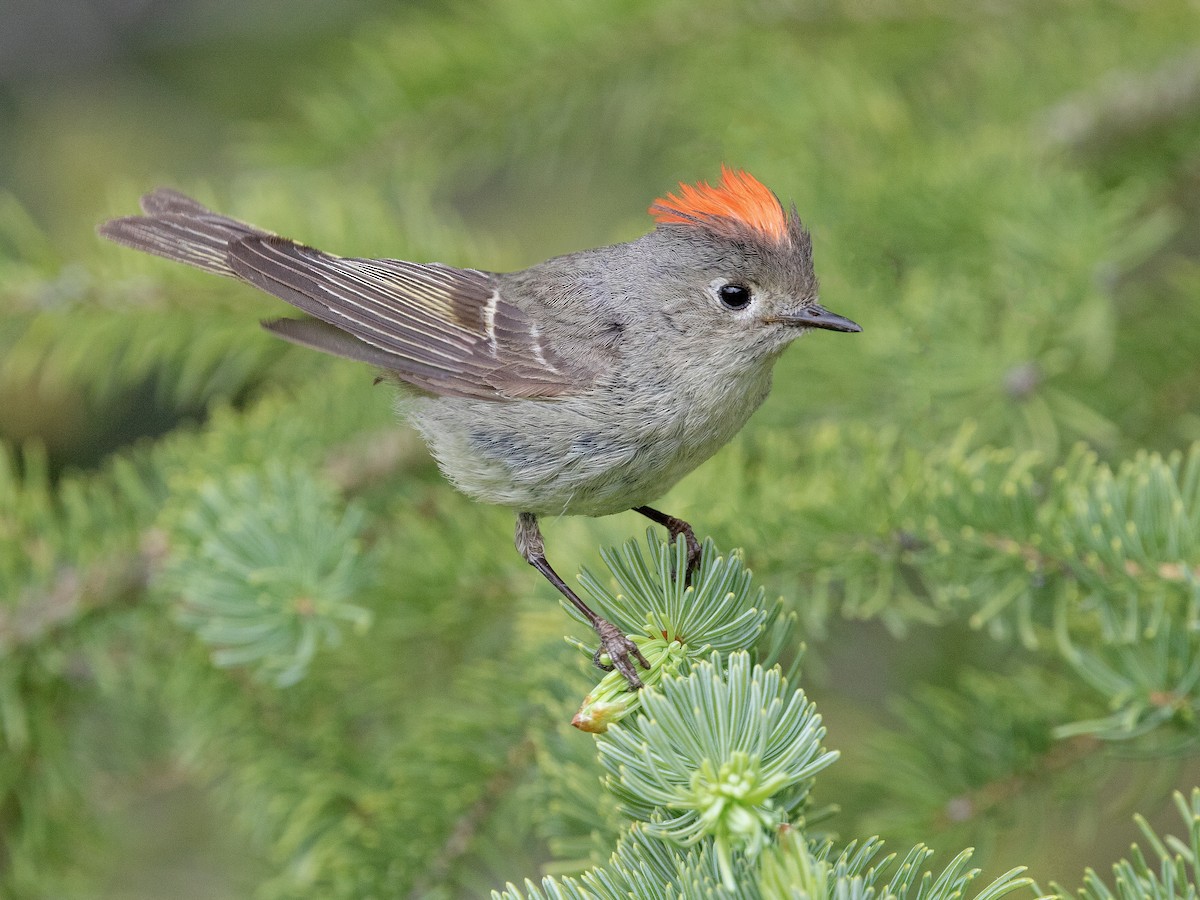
[{"left": 718, "top": 283, "right": 752, "bottom": 310}]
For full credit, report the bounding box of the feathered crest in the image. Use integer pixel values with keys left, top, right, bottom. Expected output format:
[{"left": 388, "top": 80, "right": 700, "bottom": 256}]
[{"left": 649, "top": 166, "right": 790, "bottom": 244}]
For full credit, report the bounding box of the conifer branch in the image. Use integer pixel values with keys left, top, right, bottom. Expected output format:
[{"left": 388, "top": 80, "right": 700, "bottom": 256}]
[
  {"left": 0, "top": 418, "right": 410, "bottom": 658},
  {"left": 407, "top": 738, "right": 536, "bottom": 900},
  {"left": 1052, "top": 789, "right": 1200, "bottom": 898},
  {"left": 0, "top": 550, "right": 151, "bottom": 652}
]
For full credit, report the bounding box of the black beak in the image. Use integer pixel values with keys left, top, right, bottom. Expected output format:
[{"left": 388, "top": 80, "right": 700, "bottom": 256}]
[{"left": 776, "top": 304, "right": 862, "bottom": 333}]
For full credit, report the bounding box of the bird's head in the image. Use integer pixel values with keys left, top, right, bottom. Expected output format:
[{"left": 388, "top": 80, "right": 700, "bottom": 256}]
[{"left": 640, "top": 166, "right": 860, "bottom": 359}]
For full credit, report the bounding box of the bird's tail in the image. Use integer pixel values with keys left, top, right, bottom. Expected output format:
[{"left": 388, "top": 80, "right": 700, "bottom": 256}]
[{"left": 97, "top": 188, "right": 269, "bottom": 278}]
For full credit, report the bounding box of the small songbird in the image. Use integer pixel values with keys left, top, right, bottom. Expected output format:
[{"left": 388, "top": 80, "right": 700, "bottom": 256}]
[{"left": 99, "top": 167, "right": 860, "bottom": 688}]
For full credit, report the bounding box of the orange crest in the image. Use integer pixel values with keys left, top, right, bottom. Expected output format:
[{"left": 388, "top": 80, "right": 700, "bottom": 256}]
[{"left": 649, "top": 166, "right": 788, "bottom": 244}]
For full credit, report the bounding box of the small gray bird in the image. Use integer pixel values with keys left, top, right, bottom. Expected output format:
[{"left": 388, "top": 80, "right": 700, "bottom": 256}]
[{"left": 99, "top": 167, "right": 860, "bottom": 688}]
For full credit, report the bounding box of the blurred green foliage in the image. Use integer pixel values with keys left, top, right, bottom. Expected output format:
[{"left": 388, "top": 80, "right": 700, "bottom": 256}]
[{"left": 2, "top": 0, "right": 1200, "bottom": 896}]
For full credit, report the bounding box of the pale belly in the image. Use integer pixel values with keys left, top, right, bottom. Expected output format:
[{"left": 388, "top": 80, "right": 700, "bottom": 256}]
[{"left": 406, "top": 364, "right": 774, "bottom": 517}]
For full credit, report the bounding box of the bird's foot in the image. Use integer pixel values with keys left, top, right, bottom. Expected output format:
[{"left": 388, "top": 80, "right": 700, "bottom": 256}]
[
  {"left": 677, "top": 528, "right": 702, "bottom": 586},
  {"left": 634, "top": 506, "right": 702, "bottom": 586},
  {"left": 663, "top": 519, "right": 702, "bottom": 586},
  {"left": 591, "top": 618, "right": 650, "bottom": 690}
]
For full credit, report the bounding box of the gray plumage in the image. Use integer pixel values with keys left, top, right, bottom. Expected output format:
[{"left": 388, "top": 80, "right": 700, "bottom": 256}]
[{"left": 98, "top": 171, "right": 860, "bottom": 688}]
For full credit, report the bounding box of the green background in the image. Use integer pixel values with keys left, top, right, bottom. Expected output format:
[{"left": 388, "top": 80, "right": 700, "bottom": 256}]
[{"left": 2, "top": 0, "right": 1200, "bottom": 895}]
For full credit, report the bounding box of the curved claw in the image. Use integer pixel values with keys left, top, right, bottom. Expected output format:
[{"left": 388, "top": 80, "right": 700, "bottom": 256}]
[
  {"left": 593, "top": 618, "right": 649, "bottom": 690},
  {"left": 680, "top": 530, "right": 702, "bottom": 586},
  {"left": 634, "top": 506, "right": 703, "bottom": 586}
]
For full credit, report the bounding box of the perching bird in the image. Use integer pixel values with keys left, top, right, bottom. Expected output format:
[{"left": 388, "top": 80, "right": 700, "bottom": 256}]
[{"left": 99, "top": 166, "right": 860, "bottom": 688}]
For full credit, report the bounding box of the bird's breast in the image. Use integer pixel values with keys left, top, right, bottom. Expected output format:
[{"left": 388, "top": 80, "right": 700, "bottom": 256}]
[{"left": 405, "top": 351, "right": 776, "bottom": 517}]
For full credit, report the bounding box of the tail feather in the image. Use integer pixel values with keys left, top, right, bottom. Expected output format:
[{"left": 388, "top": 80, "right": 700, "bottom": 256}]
[{"left": 97, "top": 189, "right": 269, "bottom": 277}]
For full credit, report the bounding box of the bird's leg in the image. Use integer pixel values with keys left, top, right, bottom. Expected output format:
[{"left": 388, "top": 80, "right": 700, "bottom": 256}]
[
  {"left": 515, "top": 513, "right": 649, "bottom": 689},
  {"left": 633, "top": 505, "right": 702, "bottom": 585}
]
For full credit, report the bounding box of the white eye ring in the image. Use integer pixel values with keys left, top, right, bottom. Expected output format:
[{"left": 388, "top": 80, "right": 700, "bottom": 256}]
[{"left": 710, "top": 279, "right": 754, "bottom": 311}]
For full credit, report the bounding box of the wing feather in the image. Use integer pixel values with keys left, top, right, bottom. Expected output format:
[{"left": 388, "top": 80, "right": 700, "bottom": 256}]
[
  {"left": 227, "top": 236, "right": 590, "bottom": 399},
  {"left": 99, "top": 190, "right": 598, "bottom": 400}
]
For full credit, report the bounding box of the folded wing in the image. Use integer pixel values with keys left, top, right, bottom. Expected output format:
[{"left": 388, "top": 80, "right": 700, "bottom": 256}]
[{"left": 100, "top": 189, "right": 597, "bottom": 400}]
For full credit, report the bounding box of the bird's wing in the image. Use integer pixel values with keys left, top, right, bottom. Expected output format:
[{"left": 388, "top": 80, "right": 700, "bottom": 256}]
[
  {"left": 100, "top": 190, "right": 599, "bottom": 400},
  {"left": 229, "top": 236, "right": 596, "bottom": 399}
]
